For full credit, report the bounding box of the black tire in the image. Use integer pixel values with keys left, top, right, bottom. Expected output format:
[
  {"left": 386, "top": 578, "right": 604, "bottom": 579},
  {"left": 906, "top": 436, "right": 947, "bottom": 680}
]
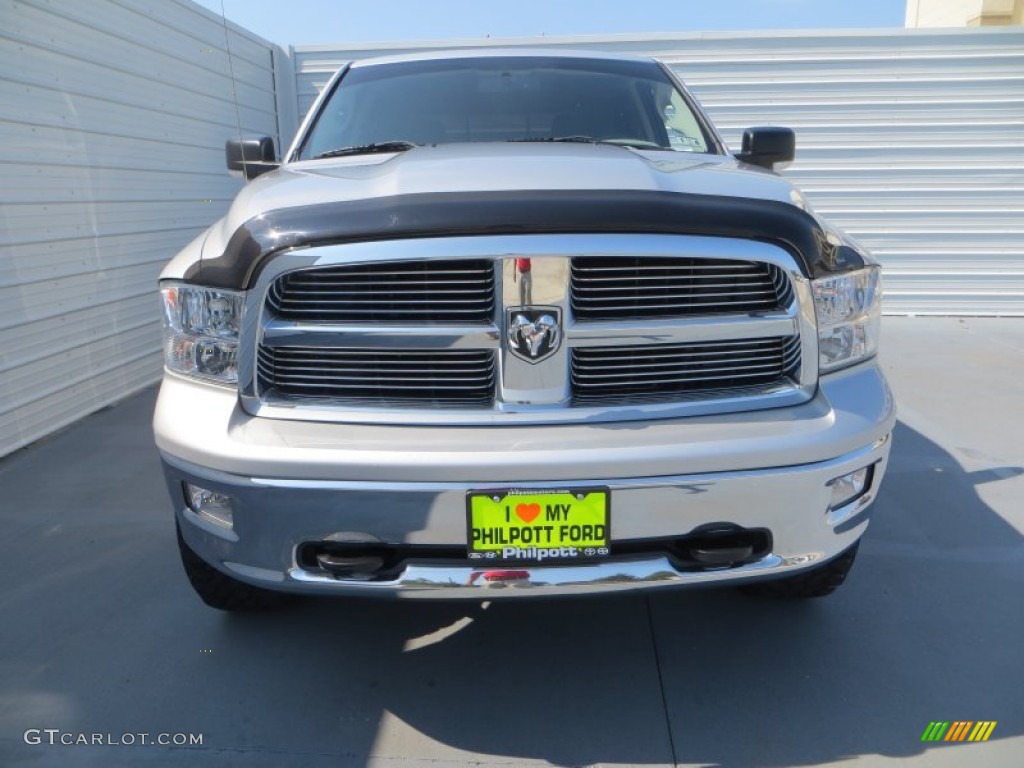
[
  {"left": 177, "top": 526, "right": 294, "bottom": 611},
  {"left": 741, "top": 542, "right": 860, "bottom": 598}
]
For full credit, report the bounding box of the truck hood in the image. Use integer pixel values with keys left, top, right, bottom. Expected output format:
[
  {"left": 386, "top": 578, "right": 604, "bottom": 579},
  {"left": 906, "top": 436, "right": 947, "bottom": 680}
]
[
  {"left": 188, "top": 143, "right": 866, "bottom": 287},
  {"left": 205, "top": 144, "right": 809, "bottom": 257}
]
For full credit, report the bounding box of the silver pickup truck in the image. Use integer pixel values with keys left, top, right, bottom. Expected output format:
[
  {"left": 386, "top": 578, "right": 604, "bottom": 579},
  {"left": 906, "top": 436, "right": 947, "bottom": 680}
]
[{"left": 154, "top": 50, "right": 894, "bottom": 609}]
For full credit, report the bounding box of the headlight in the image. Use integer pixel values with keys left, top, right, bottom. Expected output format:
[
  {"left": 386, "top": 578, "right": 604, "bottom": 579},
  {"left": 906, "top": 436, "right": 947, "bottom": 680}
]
[
  {"left": 160, "top": 283, "right": 244, "bottom": 384},
  {"left": 811, "top": 266, "right": 881, "bottom": 373}
]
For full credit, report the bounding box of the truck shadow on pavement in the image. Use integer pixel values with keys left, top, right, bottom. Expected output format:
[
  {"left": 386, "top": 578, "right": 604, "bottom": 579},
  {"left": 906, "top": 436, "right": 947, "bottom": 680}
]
[{"left": 210, "top": 420, "right": 1024, "bottom": 767}]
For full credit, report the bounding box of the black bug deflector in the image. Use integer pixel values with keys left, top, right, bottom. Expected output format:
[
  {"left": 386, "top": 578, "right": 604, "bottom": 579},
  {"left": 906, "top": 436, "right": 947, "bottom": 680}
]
[{"left": 187, "top": 190, "right": 867, "bottom": 289}]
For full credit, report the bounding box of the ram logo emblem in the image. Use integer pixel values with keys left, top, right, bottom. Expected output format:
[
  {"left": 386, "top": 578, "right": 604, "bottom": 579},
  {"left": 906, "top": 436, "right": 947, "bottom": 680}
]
[{"left": 506, "top": 307, "right": 561, "bottom": 363}]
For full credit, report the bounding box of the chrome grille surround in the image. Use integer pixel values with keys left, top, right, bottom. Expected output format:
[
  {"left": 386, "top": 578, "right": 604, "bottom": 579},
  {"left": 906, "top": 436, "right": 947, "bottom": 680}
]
[{"left": 239, "top": 234, "right": 817, "bottom": 425}]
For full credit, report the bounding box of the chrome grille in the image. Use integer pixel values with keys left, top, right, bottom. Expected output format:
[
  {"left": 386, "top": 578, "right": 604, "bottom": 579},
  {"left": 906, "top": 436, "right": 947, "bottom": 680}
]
[
  {"left": 258, "top": 347, "right": 496, "bottom": 407},
  {"left": 571, "top": 336, "right": 802, "bottom": 405},
  {"left": 570, "top": 257, "right": 792, "bottom": 320},
  {"left": 246, "top": 236, "right": 813, "bottom": 423},
  {"left": 266, "top": 259, "right": 495, "bottom": 324}
]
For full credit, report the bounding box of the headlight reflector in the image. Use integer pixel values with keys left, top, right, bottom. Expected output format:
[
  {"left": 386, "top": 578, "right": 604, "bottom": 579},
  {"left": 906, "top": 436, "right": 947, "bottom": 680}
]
[
  {"left": 812, "top": 266, "right": 881, "bottom": 372},
  {"left": 160, "top": 283, "right": 244, "bottom": 384}
]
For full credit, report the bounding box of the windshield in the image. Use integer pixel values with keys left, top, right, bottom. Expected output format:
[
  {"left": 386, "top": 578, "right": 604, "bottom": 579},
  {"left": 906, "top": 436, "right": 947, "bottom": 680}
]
[{"left": 298, "top": 56, "right": 717, "bottom": 160}]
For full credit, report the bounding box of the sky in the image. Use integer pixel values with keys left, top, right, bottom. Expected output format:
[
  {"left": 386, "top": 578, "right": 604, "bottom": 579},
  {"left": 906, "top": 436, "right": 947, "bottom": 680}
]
[{"left": 193, "top": 0, "right": 907, "bottom": 47}]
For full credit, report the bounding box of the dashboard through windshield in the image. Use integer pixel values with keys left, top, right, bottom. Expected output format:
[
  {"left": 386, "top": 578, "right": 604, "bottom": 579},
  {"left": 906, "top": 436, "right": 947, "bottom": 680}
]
[{"left": 297, "top": 56, "right": 719, "bottom": 160}]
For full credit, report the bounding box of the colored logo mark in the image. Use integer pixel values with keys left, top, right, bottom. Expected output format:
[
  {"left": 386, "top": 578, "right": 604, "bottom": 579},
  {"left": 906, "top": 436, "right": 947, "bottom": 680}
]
[{"left": 921, "top": 721, "right": 997, "bottom": 742}]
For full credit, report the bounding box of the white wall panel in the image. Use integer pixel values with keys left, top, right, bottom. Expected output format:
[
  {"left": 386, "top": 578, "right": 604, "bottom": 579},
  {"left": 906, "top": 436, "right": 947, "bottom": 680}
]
[
  {"left": 293, "top": 27, "right": 1024, "bottom": 317},
  {"left": 0, "top": 0, "right": 281, "bottom": 457}
]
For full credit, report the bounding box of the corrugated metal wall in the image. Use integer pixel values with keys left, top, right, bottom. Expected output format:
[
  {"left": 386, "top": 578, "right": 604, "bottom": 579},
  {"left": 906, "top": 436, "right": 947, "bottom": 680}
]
[
  {"left": 293, "top": 28, "right": 1024, "bottom": 316},
  {"left": 0, "top": 0, "right": 280, "bottom": 457}
]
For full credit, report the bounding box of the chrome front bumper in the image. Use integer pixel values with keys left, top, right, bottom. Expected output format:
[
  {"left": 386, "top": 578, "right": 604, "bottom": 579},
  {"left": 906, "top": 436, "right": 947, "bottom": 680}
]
[{"left": 156, "top": 361, "right": 895, "bottom": 599}]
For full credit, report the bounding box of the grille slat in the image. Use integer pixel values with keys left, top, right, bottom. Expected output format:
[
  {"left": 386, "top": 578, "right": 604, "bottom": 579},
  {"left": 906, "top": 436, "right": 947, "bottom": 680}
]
[
  {"left": 575, "top": 370, "right": 787, "bottom": 387},
  {"left": 284, "top": 273, "right": 493, "bottom": 281},
  {"left": 277, "top": 298, "right": 493, "bottom": 305},
  {"left": 574, "top": 274, "right": 774, "bottom": 282},
  {"left": 575, "top": 288, "right": 776, "bottom": 300},
  {"left": 280, "top": 288, "right": 490, "bottom": 295},
  {"left": 571, "top": 257, "right": 792, "bottom": 320},
  {"left": 574, "top": 263, "right": 759, "bottom": 273},
  {"left": 268, "top": 260, "right": 495, "bottom": 324},
  {"left": 571, "top": 303, "right": 777, "bottom": 313},
  {"left": 284, "top": 281, "right": 493, "bottom": 290},
  {"left": 270, "top": 372, "right": 493, "bottom": 381},
  {"left": 259, "top": 347, "right": 496, "bottom": 407},
  {"left": 574, "top": 354, "right": 783, "bottom": 370},
  {"left": 575, "top": 366, "right": 786, "bottom": 382},
  {"left": 268, "top": 364, "right": 494, "bottom": 375},
  {"left": 274, "top": 307, "right": 491, "bottom": 316},
  {"left": 271, "top": 380, "right": 491, "bottom": 391},
  {"left": 577, "top": 280, "right": 774, "bottom": 292},
  {"left": 572, "top": 337, "right": 801, "bottom": 405}
]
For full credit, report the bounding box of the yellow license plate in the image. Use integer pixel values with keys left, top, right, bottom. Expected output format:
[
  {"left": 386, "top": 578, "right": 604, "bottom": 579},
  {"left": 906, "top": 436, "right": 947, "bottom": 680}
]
[{"left": 466, "top": 488, "right": 610, "bottom": 562}]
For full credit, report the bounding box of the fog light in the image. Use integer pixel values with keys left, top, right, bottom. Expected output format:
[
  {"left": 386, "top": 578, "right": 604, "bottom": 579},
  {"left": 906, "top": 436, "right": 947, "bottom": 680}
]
[
  {"left": 185, "top": 484, "right": 234, "bottom": 529},
  {"left": 827, "top": 466, "right": 872, "bottom": 510}
]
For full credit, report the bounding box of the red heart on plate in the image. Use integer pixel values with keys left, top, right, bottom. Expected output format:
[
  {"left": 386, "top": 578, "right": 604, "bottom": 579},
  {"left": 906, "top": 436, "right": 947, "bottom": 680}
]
[{"left": 515, "top": 503, "right": 542, "bottom": 524}]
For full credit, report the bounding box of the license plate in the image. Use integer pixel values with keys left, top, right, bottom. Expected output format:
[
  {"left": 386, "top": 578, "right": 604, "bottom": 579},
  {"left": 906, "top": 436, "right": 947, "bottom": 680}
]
[{"left": 466, "top": 488, "right": 610, "bottom": 562}]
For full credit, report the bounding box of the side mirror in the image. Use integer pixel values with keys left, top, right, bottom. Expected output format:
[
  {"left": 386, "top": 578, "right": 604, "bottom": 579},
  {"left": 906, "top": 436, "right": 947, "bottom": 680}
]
[
  {"left": 226, "top": 136, "right": 278, "bottom": 180},
  {"left": 735, "top": 127, "right": 795, "bottom": 170}
]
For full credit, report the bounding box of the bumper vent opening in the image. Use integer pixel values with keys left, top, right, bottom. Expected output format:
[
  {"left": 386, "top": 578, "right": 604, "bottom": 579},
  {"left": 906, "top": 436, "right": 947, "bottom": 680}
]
[
  {"left": 315, "top": 552, "right": 387, "bottom": 580},
  {"left": 300, "top": 542, "right": 466, "bottom": 582},
  {"left": 669, "top": 525, "right": 772, "bottom": 569}
]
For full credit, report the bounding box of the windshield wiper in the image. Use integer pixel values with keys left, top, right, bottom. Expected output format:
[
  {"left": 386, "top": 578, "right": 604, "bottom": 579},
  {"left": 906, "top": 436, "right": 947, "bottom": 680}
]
[
  {"left": 313, "top": 141, "right": 419, "bottom": 159},
  {"left": 510, "top": 136, "right": 674, "bottom": 151},
  {"left": 511, "top": 135, "right": 599, "bottom": 144}
]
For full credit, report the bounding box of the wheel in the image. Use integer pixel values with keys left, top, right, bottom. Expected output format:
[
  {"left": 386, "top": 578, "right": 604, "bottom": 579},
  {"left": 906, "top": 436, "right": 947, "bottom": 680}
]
[
  {"left": 741, "top": 542, "right": 860, "bottom": 598},
  {"left": 177, "top": 525, "right": 293, "bottom": 611}
]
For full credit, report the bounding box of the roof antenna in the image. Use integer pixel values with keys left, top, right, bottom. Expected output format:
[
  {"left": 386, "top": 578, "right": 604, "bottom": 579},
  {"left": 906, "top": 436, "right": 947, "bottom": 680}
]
[{"left": 219, "top": 0, "right": 245, "bottom": 151}]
